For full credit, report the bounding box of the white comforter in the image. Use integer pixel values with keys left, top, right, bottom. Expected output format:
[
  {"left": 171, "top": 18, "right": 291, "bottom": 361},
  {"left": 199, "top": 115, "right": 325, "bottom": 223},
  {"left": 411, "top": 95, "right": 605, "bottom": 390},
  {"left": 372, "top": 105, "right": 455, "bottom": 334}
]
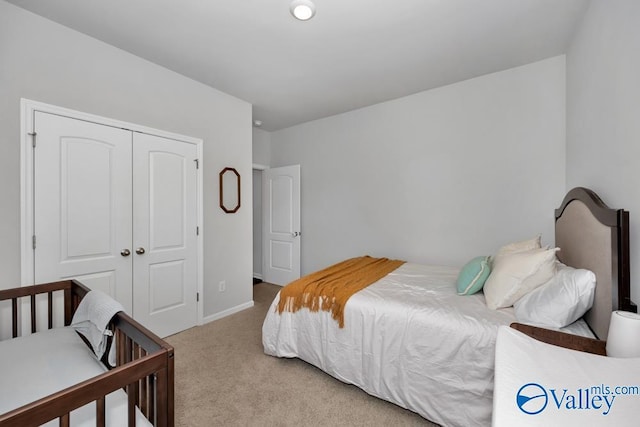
[{"left": 264, "top": 263, "right": 515, "bottom": 426}]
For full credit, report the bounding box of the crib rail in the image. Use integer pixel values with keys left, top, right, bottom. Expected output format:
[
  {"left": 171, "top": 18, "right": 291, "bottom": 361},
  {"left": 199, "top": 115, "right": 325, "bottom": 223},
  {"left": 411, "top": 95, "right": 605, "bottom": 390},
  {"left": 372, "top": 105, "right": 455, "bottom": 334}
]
[
  {"left": 0, "top": 351, "right": 168, "bottom": 427},
  {"left": 0, "top": 279, "right": 78, "bottom": 337},
  {"left": 0, "top": 280, "right": 174, "bottom": 427},
  {"left": 112, "top": 310, "right": 175, "bottom": 425}
]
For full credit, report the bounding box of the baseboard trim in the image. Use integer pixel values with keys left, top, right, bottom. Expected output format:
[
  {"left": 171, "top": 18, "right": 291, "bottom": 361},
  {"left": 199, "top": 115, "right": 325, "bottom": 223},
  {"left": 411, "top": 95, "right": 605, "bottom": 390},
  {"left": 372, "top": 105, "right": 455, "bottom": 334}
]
[
  {"left": 202, "top": 301, "right": 255, "bottom": 325},
  {"left": 253, "top": 273, "right": 263, "bottom": 280}
]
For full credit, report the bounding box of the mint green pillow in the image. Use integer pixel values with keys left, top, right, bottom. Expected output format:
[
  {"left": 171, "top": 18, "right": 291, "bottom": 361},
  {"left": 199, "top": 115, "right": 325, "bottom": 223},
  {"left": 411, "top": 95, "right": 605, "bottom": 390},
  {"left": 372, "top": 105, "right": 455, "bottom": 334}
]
[{"left": 457, "top": 256, "right": 491, "bottom": 295}]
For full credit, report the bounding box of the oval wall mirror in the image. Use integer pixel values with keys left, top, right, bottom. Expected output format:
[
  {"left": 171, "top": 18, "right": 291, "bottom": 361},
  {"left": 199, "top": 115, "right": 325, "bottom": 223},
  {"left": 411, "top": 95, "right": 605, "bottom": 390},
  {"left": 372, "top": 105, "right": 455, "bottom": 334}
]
[{"left": 219, "top": 167, "right": 241, "bottom": 213}]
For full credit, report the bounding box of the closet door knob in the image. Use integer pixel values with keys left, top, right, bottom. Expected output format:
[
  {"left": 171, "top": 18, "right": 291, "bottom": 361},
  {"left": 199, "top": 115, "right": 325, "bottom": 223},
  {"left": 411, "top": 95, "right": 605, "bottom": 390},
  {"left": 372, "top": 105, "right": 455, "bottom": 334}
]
[
  {"left": 120, "top": 249, "right": 131, "bottom": 257},
  {"left": 136, "top": 247, "right": 146, "bottom": 255}
]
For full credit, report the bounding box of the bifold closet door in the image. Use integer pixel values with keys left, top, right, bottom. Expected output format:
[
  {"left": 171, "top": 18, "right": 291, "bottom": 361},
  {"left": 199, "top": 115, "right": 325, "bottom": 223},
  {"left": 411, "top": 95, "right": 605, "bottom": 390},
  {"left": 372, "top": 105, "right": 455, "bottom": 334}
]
[
  {"left": 132, "top": 132, "right": 198, "bottom": 338},
  {"left": 33, "top": 112, "right": 198, "bottom": 337},
  {"left": 34, "top": 111, "right": 134, "bottom": 312}
]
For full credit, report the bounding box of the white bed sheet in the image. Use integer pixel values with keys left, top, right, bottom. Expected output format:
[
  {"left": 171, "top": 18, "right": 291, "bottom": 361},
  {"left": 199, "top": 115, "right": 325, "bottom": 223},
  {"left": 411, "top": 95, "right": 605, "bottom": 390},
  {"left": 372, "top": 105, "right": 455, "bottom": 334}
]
[
  {"left": 262, "top": 263, "right": 594, "bottom": 427},
  {"left": 0, "top": 326, "right": 152, "bottom": 427}
]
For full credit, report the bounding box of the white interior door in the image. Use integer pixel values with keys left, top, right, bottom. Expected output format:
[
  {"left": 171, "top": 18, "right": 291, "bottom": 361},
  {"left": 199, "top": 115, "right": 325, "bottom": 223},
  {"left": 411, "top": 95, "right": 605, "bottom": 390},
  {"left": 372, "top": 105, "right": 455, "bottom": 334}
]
[
  {"left": 262, "top": 165, "right": 301, "bottom": 286},
  {"left": 132, "top": 133, "right": 198, "bottom": 337},
  {"left": 34, "top": 112, "right": 134, "bottom": 312}
]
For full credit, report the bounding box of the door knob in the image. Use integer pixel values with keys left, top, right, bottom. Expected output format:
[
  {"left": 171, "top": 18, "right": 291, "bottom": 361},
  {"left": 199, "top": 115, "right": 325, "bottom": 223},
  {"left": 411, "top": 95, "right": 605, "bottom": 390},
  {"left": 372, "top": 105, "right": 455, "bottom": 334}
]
[
  {"left": 291, "top": 231, "right": 301, "bottom": 237},
  {"left": 136, "top": 247, "right": 146, "bottom": 255},
  {"left": 120, "top": 249, "right": 131, "bottom": 257}
]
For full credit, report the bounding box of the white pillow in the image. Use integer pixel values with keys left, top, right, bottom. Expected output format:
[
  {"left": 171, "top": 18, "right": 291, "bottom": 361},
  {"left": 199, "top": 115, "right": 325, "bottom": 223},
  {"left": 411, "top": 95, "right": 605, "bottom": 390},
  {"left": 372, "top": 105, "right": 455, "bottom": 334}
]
[
  {"left": 495, "top": 235, "right": 541, "bottom": 257},
  {"left": 491, "top": 235, "right": 542, "bottom": 271},
  {"left": 484, "top": 247, "right": 558, "bottom": 310},
  {"left": 513, "top": 263, "right": 596, "bottom": 328}
]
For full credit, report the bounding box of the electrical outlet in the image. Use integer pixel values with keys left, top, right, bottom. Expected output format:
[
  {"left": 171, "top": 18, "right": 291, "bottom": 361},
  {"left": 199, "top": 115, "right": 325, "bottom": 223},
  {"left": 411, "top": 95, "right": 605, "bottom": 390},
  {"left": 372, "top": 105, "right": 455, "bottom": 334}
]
[{"left": 219, "top": 280, "right": 226, "bottom": 292}]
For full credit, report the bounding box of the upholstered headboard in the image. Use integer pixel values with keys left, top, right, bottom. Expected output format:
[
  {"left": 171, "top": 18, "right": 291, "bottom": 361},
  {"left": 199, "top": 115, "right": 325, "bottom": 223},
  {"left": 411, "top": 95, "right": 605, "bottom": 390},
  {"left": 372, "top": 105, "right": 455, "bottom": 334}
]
[{"left": 555, "top": 187, "right": 636, "bottom": 340}]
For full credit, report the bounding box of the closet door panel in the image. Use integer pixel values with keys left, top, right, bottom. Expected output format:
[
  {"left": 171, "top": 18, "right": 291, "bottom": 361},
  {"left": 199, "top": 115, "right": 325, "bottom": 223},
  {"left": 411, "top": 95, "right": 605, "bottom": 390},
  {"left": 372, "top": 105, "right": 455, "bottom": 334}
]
[
  {"left": 34, "top": 112, "right": 133, "bottom": 312},
  {"left": 132, "top": 132, "right": 198, "bottom": 338}
]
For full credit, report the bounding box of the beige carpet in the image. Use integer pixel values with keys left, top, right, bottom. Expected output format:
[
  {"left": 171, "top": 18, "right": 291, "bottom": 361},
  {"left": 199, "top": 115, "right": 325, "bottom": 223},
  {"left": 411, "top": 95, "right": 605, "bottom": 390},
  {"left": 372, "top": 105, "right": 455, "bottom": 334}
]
[{"left": 166, "top": 283, "right": 439, "bottom": 426}]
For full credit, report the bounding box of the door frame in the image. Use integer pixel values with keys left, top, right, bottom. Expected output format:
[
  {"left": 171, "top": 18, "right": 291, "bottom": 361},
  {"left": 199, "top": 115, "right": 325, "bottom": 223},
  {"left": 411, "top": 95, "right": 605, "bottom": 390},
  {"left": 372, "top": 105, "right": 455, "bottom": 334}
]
[
  {"left": 252, "top": 163, "right": 267, "bottom": 282},
  {"left": 20, "top": 98, "right": 205, "bottom": 325}
]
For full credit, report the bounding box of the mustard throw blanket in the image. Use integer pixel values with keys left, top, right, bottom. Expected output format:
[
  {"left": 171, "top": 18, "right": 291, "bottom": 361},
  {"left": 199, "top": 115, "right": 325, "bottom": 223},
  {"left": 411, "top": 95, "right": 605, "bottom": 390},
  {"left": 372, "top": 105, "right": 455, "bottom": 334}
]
[{"left": 276, "top": 256, "right": 405, "bottom": 328}]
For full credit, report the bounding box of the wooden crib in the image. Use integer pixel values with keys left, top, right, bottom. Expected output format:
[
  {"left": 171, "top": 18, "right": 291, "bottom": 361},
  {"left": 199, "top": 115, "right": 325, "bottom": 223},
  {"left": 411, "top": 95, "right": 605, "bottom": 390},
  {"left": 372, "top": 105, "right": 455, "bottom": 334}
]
[{"left": 0, "top": 279, "right": 174, "bottom": 427}]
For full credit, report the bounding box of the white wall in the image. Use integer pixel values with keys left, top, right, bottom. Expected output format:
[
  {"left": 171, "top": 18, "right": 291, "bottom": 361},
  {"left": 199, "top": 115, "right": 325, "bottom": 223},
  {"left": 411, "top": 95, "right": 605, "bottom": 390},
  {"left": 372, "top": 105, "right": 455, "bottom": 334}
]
[
  {"left": 271, "top": 57, "right": 566, "bottom": 274},
  {"left": 0, "top": 1, "right": 253, "bottom": 319},
  {"left": 566, "top": 0, "right": 640, "bottom": 305}
]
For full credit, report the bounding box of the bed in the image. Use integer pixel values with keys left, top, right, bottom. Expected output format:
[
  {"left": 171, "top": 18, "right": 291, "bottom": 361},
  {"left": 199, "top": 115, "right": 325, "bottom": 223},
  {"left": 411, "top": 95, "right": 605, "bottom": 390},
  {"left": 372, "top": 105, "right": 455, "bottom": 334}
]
[
  {"left": 262, "top": 187, "right": 636, "bottom": 426},
  {"left": 0, "top": 279, "right": 174, "bottom": 426}
]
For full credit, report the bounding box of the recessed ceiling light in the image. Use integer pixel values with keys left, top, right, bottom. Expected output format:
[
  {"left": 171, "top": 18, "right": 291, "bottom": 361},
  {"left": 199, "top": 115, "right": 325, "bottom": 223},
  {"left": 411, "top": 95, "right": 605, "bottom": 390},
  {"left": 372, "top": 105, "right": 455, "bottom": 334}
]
[{"left": 290, "top": 0, "right": 316, "bottom": 21}]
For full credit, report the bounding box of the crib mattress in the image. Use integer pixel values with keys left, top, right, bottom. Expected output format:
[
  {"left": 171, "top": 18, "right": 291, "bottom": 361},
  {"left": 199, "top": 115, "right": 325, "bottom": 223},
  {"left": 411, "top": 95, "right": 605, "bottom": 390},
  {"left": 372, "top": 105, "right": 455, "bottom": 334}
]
[{"left": 0, "top": 326, "right": 152, "bottom": 426}]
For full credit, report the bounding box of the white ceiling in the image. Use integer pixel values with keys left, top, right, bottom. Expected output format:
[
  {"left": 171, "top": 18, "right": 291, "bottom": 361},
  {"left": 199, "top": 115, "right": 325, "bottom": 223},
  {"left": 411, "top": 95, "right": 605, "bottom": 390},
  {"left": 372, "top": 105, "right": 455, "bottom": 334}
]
[{"left": 7, "top": 0, "right": 590, "bottom": 131}]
